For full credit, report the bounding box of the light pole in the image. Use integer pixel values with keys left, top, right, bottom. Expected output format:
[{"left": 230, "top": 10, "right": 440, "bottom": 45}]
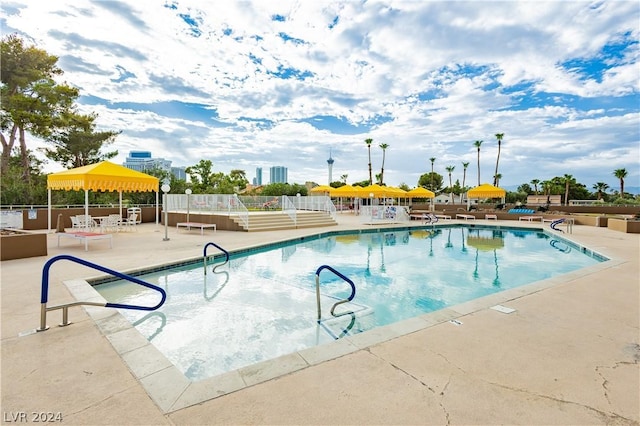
[
  {"left": 162, "top": 183, "right": 170, "bottom": 241},
  {"left": 185, "top": 188, "right": 192, "bottom": 223},
  {"left": 369, "top": 192, "right": 374, "bottom": 222}
]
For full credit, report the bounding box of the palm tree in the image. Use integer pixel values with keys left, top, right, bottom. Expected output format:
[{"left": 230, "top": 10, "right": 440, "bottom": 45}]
[
  {"left": 379, "top": 143, "right": 389, "bottom": 185},
  {"left": 365, "top": 138, "right": 373, "bottom": 185},
  {"left": 531, "top": 179, "right": 540, "bottom": 195},
  {"left": 461, "top": 161, "right": 470, "bottom": 203},
  {"left": 473, "top": 140, "right": 483, "bottom": 186},
  {"left": 562, "top": 174, "right": 574, "bottom": 205},
  {"left": 494, "top": 173, "right": 502, "bottom": 187},
  {"left": 446, "top": 165, "right": 455, "bottom": 204},
  {"left": 493, "top": 133, "right": 504, "bottom": 186},
  {"left": 429, "top": 157, "right": 436, "bottom": 190},
  {"left": 613, "top": 168, "right": 628, "bottom": 199},
  {"left": 592, "top": 182, "right": 609, "bottom": 200}
]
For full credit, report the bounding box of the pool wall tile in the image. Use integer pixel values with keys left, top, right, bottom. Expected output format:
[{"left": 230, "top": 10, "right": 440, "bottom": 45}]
[
  {"left": 298, "top": 337, "right": 360, "bottom": 365},
  {"left": 106, "top": 327, "right": 150, "bottom": 355},
  {"left": 238, "top": 352, "right": 309, "bottom": 387},
  {"left": 170, "top": 372, "right": 246, "bottom": 412},
  {"left": 139, "top": 366, "right": 190, "bottom": 413},
  {"left": 121, "top": 343, "right": 175, "bottom": 378}
]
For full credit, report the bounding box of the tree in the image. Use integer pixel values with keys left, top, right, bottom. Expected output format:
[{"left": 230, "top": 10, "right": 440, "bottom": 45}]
[
  {"left": 494, "top": 173, "right": 502, "bottom": 187},
  {"left": 41, "top": 112, "right": 119, "bottom": 168},
  {"left": 340, "top": 174, "right": 348, "bottom": 184},
  {"left": 473, "top": 140, "right": 483, "bottom": 185},
  {"left": 185, "top": 160, "right": 215, "bottom": 192},
  {"left": 614, "top": 168, "right": 628, "bottom": 199},
  {"left": 429, "top": 157, "right": 436, "bottom": 190},
  {"left": 446, "top": 165, "right": 455, "bottom": 203},
  {"left": 592, "top": 182, "right": 609, "bottom": 200},
  {"left": 1, "top": 34, "right": 79, "bottom": 180},
  {"left": 379, "top": 143, "right": 389, "bottom": 185},
  {"left": 530, "top": 179, "right": 540, "bottom": 195},
  {"left": 493, "top": 133, "right": 504, "bottom": 186},
  {"left": 0, "top": 148, "right": 47, "bottom": 205},
  {"left": 365, "top": 138, "right": 373, "bottom": 185},
  {"left": 418, "top": 172, "right": 443, "bottom": 192},
  {"left": 562, "top": 174, "right": 575, "bottom": 205},
  {"left": 459, "top": 161, "right": 470, "bottom": 203}
]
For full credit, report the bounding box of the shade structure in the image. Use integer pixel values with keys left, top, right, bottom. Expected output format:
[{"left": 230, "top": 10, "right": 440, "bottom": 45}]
[
  {"left": 309, "top": 185, "right": 333, "bottom": 195},
  {"left": 406, "top": 187, "right": 435, "bottom": 198},
  {"left": 467, "top": 183, "right": 506, "bottom": 199},
  {"left": 47, "top": 161, "right": 160, "bottom": 231},
  {"left": 47, "top": 161, "right": 159, "bottom": 192},
  {"left": 330, "top": 184, "right": 364, "bottom": 198},
  {"left": 360, "top": 184, "right": 398, "bottom": 198}
]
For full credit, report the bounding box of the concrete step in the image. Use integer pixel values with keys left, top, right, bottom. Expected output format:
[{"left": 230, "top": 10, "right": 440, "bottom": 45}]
[{"left": 229, "top": 211, "right": 337, "bottom": 232}]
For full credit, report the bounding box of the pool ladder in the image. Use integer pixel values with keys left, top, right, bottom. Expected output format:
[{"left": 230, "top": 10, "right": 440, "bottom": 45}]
[
  {"left": 37, "top": 254, "right": 167, "bottom": 332},
  {"left": 315, "top": 265, "right": 356, "bottom": 320},
  {"left": 203, "top": 242, "right": 229, "bottom": 274}
]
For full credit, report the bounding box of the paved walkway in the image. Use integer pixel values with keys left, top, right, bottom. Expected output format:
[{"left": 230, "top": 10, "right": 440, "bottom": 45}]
[{"left": 1, "top": 215, "right": 638, "bottom": 425}]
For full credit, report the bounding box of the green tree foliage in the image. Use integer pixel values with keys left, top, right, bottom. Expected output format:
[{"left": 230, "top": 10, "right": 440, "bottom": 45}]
[
  {"left": 418, "top": 172, "right": 443, "bottom": 192},
  {"left": 613, "top": 168, "right": 628, "bottom": 198},
  {"left": 0, "top": 149, "right": 47, "bottom": 205},
  {"left": 517, "top": 183, "right": 533, "bottom": 194},
  {"left": 1, "top": 34, "right": 79, "bottom": 180},
  {"left": 40, "top": 112, "right": 119, "bottom": 168},
  {"left": 260, "top": 183, "right": 308, "bottom": 196},
  {"left": 185, "top": 160, "right": 215, "bottom": 191}
]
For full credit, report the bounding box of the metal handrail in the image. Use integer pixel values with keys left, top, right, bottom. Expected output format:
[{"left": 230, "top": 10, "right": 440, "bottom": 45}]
[
  {"left": 37, "top": 254, "right": 167, "bottom": 332},
  {"left": 315, "top": 265, "right": 356, "bottom": 320},
  {"left": 203, "top": 242, "right": 229, "bottom": 274}
]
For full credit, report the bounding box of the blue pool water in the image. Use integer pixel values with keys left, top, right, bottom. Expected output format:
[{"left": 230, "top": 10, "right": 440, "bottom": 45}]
[{"left": 95, "top": 226, "right": 606, "bottom": 381}]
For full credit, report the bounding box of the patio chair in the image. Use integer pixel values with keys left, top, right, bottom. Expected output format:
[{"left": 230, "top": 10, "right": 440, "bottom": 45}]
[
  {"left": 103, "top": 214, "right": 122, "bottom": 232},
  {"left": 121, "top": 213, "right": 138, "bottom": 231},
  {"left": 76, "top": 214, "right": 97, "bottom": 230}
]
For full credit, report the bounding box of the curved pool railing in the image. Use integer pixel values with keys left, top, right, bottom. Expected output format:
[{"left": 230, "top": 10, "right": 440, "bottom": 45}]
[
  {"left": 315, "top": 265, "right": 356, "bottom": 320},
  {"left": 203, "top": 242, "right": 230, "bottom": 274},
  {"left": 38, "top": 254, "right": 167, "bottom": 332}
]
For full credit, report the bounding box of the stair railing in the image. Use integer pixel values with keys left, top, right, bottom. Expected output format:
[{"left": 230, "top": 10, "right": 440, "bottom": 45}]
[
  {"left": 37, "top": 254, "right": 166, "bottom": 332},
  {"left": 315, "top": 265, "right": 356, "bottom": 320}
]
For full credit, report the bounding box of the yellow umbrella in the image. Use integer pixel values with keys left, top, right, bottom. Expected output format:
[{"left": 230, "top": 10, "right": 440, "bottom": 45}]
[
  {"left": 331, "top": 185, "right": 364, "bottom": 198},
  {"left": 467, "top": 183, "right": 506, "bottom": 199},
  {"left": 360, "top": 183, "right": 395, "bottom": 198},
  {"left": 406, "top": 187, "right": 435, "bottom": 198},
  {"left": 309, "top": 185, "right": 333, "bottom": 195}
]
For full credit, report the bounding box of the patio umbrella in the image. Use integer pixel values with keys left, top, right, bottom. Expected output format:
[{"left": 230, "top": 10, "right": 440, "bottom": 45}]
[
  {"left": 46, "top": 161, "right": 159, "bottom": 231},
  {"left": 309, "top": 185, "right": 333, "bottom": 195},
  {"left": 406, "top": 187, "right": 435, "bottom": 199},
  {"left": 466, "top": 183, "right": 506, "bottom": 209},
  {"left": 467, "top": 183, "right": 506, "bottom": 199}
]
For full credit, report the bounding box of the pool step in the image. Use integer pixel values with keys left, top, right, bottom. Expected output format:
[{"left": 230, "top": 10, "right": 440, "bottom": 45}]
[{"left": 230, "top": 211, "right": 338, "bottom": 232}]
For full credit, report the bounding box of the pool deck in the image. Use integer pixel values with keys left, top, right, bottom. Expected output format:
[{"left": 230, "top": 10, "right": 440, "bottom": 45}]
[{"left": 1, "top": 214, "right": 638, "bottom": 425}]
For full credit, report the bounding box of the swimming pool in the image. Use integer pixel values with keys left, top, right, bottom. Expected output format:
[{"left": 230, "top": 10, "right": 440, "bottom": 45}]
[{"left": 95, "top": 225, "right": 606, "bottom": 382}]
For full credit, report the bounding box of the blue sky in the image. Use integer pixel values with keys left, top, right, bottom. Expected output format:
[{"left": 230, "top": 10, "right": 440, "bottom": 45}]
[{"left": 2, "top": 0, "right": 639, "bottom": 192}]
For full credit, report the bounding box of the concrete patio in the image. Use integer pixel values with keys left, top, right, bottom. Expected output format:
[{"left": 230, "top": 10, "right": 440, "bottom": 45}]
[{"left": 1, "top": 214, "right": 638, "bottom": 425}]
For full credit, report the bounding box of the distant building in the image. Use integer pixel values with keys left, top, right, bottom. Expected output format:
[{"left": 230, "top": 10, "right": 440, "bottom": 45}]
[
  {"left": 123, "top": 151, "right": 185, "bottom": 180},
  {"left": 269, "top": 166, "right": 288, "bottom": 184},
  {"left": 327, "top": 149, "right": 334, "bottom": 185},
  {"left": 253, "top": 167, "right": 263, "bottom": 185}
]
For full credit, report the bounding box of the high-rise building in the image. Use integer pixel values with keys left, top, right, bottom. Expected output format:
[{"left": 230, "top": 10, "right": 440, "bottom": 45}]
[
  {"left": 327, "top": 149, "right": 334, "bottom": 185},
  {"left": 124, "top": 151, "right": 185, "bottom": 180},
  {"left": 269, "top": 166, "right": 288, "bottom": 184},
  {"left": 254, "top": 167, "right": 263, "bottom": 185}
]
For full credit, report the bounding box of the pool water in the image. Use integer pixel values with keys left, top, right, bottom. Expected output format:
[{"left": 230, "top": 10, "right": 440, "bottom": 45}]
[{"left": 95, "top": 226, "right": 605, "bottom": 381}]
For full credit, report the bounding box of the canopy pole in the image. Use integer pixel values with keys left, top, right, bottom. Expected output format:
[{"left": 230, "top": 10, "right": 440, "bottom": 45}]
[
  {"left": 47, "top": 189, "right": 52, "bottom": 233},
  {"left": 85, "top": 190, "right": 89, "bottom": 230},
  {"left": 155, "top": 190, "right": 159, "bottom": 228},
  {"left": 119, "top": 191, "right": 123, "bottom": 219}
]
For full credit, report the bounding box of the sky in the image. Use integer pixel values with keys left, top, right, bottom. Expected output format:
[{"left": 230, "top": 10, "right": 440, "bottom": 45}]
[{"left": 2, "top": 0, "right": 639, "bottom": 192}]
